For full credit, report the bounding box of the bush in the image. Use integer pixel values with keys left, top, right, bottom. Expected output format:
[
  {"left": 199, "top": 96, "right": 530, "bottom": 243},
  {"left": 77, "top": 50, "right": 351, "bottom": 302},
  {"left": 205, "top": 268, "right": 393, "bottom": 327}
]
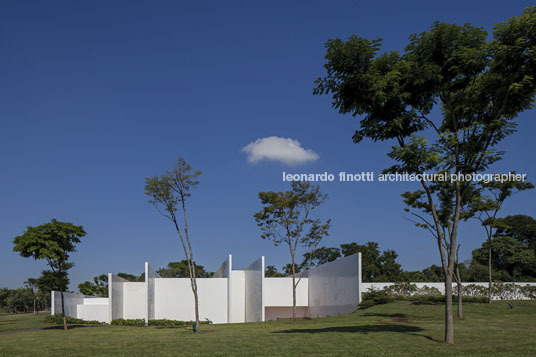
[
  {"left": 44, "top": 314, "right": 103, "bottom": 325},
  {"left": 111, "top": 319, "right": 212, "bottom": 327},
  {"left": 385, "top": 282, "right": 417, "bottom": 296}
]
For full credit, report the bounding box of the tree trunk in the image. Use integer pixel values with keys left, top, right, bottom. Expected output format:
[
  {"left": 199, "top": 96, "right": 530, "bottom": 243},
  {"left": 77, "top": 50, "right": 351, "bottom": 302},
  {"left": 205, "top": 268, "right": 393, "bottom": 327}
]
[
  {"left": 291, "top": 255, "right": 296, "bottom": 320},
  {"left": 60, "top": 291, "right": 67, "bottom": 331},
  {"left": 191, "top": 278, "right": 200, "bottom": 332},
  {"left": 488, "top": 234, "right": 492, "bottom": 304},
  {"left": 33, "top": 296, "right": 37, "bottom": 315},
  {"left": 457, "top": 279, "right": 463, "bottom": 319},
  {"left": 444, "top": 275, "right": 454, "bottom": 344}
]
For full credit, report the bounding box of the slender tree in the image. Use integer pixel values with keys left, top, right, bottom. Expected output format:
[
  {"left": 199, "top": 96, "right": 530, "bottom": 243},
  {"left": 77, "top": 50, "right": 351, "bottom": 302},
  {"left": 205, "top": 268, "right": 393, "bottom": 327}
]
[
  {"left": 24, "top": 278, "right": 39, "bottom": 315},
  {"left": 254, "top": 181, "right": 331, "bottom": 319},
  {"left": 144, "top": 157, "right": 202, "bottom": 332},
  {"left": 314, "top": 8, "right": 536, "bottom": 343},
  {"left": 470, "top": 177, "right": 534, "bottom": 303},
  {"left": 13, "top": 219, "right": 86, "bottom": 330}
]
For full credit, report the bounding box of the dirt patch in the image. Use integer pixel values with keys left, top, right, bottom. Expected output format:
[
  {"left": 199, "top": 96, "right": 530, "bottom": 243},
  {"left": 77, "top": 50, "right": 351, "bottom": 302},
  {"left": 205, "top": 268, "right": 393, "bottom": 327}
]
[{"left": 392, "top": 317, "right": 411, "bottom": 323}]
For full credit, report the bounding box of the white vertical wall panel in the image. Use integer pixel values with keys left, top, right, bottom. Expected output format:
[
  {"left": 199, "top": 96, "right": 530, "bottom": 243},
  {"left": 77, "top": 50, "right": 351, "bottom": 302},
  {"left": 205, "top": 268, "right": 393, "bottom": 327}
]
[
  {"left": 244, "top": 256, "right": 264, "bottom": 322},
  {"left": 264, "top": 278, "right": 308, "bottom": 307},
  {"left": 230, "top": 270, "right": 245, "bottom": 323},
  {"left": 145, "top": 262, "right": 158, "bottom": 323},
  {"left": 109, "top": 273, "right": 127, "bottom": 320},
  {"left": 305, "top": 253, "right": 361, "bottom": 318}
]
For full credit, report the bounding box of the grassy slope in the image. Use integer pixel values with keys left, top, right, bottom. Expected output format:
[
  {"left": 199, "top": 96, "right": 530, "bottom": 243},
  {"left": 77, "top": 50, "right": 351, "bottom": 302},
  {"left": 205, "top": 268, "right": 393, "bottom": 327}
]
[{"left": 0, "top": 301, "right": 535, "bottom": 356}]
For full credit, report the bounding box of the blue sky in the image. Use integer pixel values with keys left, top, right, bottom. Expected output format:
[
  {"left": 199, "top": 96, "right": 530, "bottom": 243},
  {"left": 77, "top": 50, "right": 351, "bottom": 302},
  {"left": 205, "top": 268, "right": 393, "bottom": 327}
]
[{"left": 1, "top": 0, "right": 535, "bottom": 289}]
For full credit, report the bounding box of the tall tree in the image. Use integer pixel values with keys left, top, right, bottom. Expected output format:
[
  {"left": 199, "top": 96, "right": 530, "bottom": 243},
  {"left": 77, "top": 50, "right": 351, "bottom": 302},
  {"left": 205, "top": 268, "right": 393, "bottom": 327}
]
[
  {"left": 13, "top": 219, "right": 86, "bottom": 330},
  {"left": 145, "top": 157, "right": 202, "bottom": 332},
  {"left": 469, "top": 178, "right": 534, "bottom": 303},
  {"left": 314, "top": 8, "right": 536, "bottom": 343},
  {"left": 254, "top": 181, "right": 331, "bottom": 319}
]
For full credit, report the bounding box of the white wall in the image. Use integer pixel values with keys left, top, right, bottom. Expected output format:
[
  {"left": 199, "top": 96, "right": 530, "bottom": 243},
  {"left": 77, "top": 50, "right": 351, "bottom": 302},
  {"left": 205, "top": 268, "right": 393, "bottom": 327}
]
[
  {"left": 108, "top": 273, "right": 127, "bottom": 320},
  {"left": 213, "top": 255, "right": 233, "bottom": 322},
  {"left": 123, "top": 282, "right": 146, "bottom": 319},
  {"left": 264, "top": 278, "right": 308, "bottom": 307},
  {"left": 244, "top": 256, "right": 264, "bottom": 322},
  {"left": 51, "top": 291, "right": 85, "bottom": 318},
  {"left": 363, "top": 282, "right": 536, "bottom": 300},
  {"left": 303, "top": 253, "right": 362, "bottom": 318},
  {"left": 230, "top": 270, "right": 245, "bottom": 323},
  {"left": 145, "top": 262, "right": 159, "bottom": 323},
  {"left": 154, "top": 278, "right": 228, "bottom": 323},
  {"left": 78, "top": 304, "right": 109, "bottom": 323}
]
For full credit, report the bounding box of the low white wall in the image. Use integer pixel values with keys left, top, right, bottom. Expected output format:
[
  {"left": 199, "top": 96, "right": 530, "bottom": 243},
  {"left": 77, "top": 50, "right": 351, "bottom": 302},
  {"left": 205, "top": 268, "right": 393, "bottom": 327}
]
[
  {"left": 303, "top": 253, "right": 362, "bottom": 318},
  {"left": 363, "top": 282, "right": 536, "bottom": 300},
  {"left": 154, "top": 278, "right": 228, "bottom": 323},
  {"left": 264, "top": 278, "right": 308, "bottom": 307},
  {"left": 245, "top": 257, "right": 264, "bottom": 322},
  {"left": 230, "top": 270, "right": 245, "bottom": 323},
  {"left": 78, "top": 304, "right": 109, "bottom": 323},
  {"left": 265, "top": 306, "right": 309, "bottom": 321},
  {"left": 51, "top": 291, "right": 85, "bottom": 318}
]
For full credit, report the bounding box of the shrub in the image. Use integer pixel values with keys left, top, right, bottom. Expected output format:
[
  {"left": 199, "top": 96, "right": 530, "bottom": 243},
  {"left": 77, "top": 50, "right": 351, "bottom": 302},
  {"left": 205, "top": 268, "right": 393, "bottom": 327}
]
[
  {"left": 111, "top": 319, "right": 212, "bottom": 327},
  {"left": 44, "top": 314, "right": 103, "bottom": 325},
  {"left": 385, "top": 282, "right": 417, "bottom": 296}
]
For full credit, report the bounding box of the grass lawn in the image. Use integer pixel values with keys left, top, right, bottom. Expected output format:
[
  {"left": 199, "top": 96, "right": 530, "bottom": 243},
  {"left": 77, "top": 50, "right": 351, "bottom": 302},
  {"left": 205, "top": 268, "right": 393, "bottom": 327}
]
[{"left": 0, "top": 300, "right": 535, "bottom": 356}]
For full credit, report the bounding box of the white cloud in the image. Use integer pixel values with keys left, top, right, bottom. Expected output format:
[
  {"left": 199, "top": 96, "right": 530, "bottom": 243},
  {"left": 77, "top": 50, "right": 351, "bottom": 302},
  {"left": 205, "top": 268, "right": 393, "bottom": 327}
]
[{"left": 242, "top": 136, "right": 319, "bottom": 165}]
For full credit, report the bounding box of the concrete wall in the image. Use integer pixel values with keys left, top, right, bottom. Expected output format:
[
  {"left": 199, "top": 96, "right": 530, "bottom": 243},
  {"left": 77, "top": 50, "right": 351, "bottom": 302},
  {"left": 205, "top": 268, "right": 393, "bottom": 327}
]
[
  {"left": 145, "top": 262, "right": 159, "bottom": 323},
  {"left": 51, "top": 291, "right": 85, "bottom": 318},
  {"left": 230, "top": 270, "right": 245, "bottom": 323},
  {"left": 264, "top": 278, "right": 308, "bottom": 307},
  {"left": 123, "top": 282, "right": 146, "bottom": 319},
  {"left": 108, "top": 273, "right": 127, "bottom": 320},
  {"left": 302, "top": 253, "right": 362, "bottom": 318},
  {"left": 214, "top": 255, "right": 233, "bottom": 322},
  {"left": 154, "top": 278, "right": 228, "bottom": 323},
  {"left": 244, "top": 256, "right": 264, "bottom": 322}
]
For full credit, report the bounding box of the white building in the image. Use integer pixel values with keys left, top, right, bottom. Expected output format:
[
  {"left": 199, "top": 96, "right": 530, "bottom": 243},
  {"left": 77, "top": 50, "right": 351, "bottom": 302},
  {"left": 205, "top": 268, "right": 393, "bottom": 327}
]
[{"left": 51, "top": 253, "right": 363, "bottom": 324}]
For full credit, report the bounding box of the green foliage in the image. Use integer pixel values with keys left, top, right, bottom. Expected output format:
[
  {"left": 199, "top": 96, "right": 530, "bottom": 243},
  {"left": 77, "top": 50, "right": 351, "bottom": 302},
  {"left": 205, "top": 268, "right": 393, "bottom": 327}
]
[
  {"left": 44, "top": 314, "right": 103, "bottom": 325},
  {"left": 265, "top": 265, "right": 286, "bottom": 277},
  {"left": 117, "top": 272, "right": 144, "bottom": 282},
  {"left": 157, "top": 260, "right": 212, "bottom": 278},
  {"left": 12, "top": 219, "right": 87, "bottom": 292},
  {"left": 300, "top": 247, "right": 341, "bottom": 269},
  {"left": 341, "top": 242, "right": 402, "bottom": 282},
  {"left": 471, "top": 235, "right": 536, "bottom": 281},
  {"left": 78, "top": 274, "right": 108, "bottom": 297}
]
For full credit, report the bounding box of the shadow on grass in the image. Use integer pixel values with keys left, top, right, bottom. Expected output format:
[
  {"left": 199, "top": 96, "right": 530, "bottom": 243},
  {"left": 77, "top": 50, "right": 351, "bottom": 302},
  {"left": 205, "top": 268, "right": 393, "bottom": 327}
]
[
  {"left": 43, "top": 325, "right": 100, "bottom": 330},
  {"left": 274, "top": 324, "right": 423, "bottom": 334},
  {"left": 361, "top": 313, "right": 408, "bottom": 318},
  {"left": 411, "top": 301, "right": 441, "bottom": 306}
]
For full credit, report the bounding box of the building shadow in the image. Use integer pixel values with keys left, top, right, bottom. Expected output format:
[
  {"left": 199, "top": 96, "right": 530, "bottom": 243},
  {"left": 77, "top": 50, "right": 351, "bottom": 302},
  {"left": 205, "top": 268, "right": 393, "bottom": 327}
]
[{"left": 273, "top": 324, "right": 423, "bottom": 334}]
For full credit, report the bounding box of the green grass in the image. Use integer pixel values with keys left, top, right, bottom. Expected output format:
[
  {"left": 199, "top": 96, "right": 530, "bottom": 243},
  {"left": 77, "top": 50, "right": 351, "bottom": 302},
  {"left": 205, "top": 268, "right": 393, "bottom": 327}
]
[{"left": 1, "top": 301, "right": 535, "bottom": 356}]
